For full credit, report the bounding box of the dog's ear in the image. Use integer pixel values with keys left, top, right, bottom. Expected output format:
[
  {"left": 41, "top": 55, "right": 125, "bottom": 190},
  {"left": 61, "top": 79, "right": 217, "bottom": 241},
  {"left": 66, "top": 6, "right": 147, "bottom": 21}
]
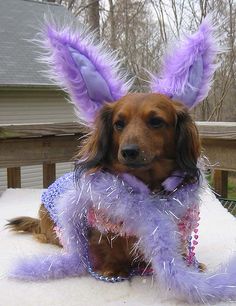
[
  {"left": 150, "top": 16, "right": 220, "bottom": 109},
  {"left": 41, "top": 21, "right": 131, "bottom": 126},
  {"left": 174, "top": 102, "right": 201, "bottom": 180},
  {"left": 76, "top": 104, "right": 113, "bottom": 175}
]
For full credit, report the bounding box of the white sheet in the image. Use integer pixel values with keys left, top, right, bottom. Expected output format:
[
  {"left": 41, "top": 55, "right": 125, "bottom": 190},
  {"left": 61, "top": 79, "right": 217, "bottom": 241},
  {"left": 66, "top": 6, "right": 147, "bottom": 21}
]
[{"left": 0, "top": 188, "right": 236, "bottom": 306}]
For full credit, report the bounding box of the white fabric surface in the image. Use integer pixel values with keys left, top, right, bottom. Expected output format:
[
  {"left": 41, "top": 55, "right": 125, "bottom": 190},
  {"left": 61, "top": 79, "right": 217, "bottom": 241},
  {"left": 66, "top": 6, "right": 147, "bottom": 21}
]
[{"left": 0, "top": 188, "right": 236, "bottom": 306}]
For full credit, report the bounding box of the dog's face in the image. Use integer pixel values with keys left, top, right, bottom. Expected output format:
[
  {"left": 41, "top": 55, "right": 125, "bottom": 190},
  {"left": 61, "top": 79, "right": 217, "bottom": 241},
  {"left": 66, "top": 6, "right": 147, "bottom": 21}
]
[
  {"left": 77, "top": 93, "right": 200, "bottom": 189},
  {"left": 112, "top": 93, "right": 177, "bottom": 169}
]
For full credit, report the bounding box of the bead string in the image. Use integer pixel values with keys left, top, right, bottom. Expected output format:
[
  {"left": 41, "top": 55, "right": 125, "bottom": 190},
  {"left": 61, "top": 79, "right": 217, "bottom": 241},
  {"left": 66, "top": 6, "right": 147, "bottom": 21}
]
[
  {"left": 186, "top": 211, "right": 200, "bottom": 268},
  {"left": 87, "top": 259, "right": 153, "bottom": 283},
  {"left": 87, "top": 212, "right": 201, "bottom": 283}
]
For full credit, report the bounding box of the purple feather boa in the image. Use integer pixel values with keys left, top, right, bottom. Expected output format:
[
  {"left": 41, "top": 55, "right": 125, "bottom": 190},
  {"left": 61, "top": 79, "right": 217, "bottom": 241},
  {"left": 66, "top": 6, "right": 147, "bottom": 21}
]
[{"left": 9, "top": 171, "right": 236, "bottom": 304}]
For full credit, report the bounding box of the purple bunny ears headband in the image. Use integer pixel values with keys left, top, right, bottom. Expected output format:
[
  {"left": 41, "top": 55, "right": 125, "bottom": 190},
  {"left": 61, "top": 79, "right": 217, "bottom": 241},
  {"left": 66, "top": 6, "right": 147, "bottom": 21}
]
[{"left": 39, "top": 14, "right": 220, "bottom": 125}]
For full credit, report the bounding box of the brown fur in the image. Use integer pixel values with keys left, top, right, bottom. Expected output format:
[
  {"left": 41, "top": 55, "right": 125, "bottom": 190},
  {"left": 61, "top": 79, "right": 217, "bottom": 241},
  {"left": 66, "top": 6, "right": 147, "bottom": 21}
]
[
  {"left": 7, "top": 216, "right": 40, "bottom": 234},
  {"left": 7, "top": 93, "right": 203, "bottom": 277},
  {"left": 88, "top": 229, "right": 148, "bottom": 277},
  {"left": 7, "top": 204, "right": 60, "bottom": 246},
  {"left": 77, "top": 93, "right": 200, "bottom": 190}
]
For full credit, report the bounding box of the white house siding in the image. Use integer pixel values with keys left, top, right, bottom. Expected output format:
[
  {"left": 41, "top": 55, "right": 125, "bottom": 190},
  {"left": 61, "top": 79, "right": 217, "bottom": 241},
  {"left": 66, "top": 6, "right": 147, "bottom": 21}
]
[
  {"left": 0, "top": 89, "right": 78, "bottom": 192},
  {"left": 0, "top": 90, "right": 77, "bottom": 124}
]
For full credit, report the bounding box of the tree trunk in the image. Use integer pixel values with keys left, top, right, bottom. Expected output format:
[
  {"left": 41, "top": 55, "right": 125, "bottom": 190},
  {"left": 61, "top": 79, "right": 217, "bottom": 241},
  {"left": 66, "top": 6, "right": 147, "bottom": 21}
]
[
  {"left": 108, "top": 0, "right": 116, "bottom": 49},
  {"left": 88, "top": 0, "right": 100, "bottom": 39}
]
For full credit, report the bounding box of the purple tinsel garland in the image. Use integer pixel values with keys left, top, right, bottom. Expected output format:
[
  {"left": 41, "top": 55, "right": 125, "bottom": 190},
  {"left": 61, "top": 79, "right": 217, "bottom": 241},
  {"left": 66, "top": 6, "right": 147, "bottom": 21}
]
[{"left": 9, "top": 171, "right": 236, "bottom": 304}]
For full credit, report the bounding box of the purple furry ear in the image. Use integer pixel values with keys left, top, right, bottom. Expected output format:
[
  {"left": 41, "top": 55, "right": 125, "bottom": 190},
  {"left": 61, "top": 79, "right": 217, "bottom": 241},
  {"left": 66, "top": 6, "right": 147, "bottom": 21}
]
[
  {"left": 39, "top": 21, "right": 132, "bottom": 125},
  {"left": 150, "top": 15, "right": 221, "bottom": 109}
]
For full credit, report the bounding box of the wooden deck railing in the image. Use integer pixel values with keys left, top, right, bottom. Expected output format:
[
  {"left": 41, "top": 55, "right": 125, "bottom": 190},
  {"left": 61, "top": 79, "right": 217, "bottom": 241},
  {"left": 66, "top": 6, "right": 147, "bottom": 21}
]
[
  {"left": 0, "top": 122, "right": 235, "bottom": 197},
  {"left": 0, "top": 123, "right": 85, "bottom": 188},
  {"left": 197, "top": 122, "right": 236, "bottom": 198}
]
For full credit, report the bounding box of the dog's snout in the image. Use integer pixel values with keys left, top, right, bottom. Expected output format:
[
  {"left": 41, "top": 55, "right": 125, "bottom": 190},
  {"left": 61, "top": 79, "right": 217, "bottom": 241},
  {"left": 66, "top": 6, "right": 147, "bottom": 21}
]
[{"left": 121, "top": 144, "right": 140, "bottom": 161}]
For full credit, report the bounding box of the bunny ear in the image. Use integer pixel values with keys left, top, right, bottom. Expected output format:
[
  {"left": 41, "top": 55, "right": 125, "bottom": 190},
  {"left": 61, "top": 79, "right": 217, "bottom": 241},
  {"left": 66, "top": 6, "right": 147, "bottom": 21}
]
[
  {"left": 150, "top": 15, "right": 221, "bottom": 109},
  {"left": 39, "top": 20, "right": 132, "bottom": 125}
]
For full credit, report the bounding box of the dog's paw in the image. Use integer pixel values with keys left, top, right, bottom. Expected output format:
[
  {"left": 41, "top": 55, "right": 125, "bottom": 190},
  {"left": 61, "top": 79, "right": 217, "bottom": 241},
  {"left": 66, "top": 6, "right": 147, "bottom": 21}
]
[
  {"left": 198, "top": 262, "right": 207, "bottom": 272},
  {"left": 96, "top": 263, "right": 131, "bottom": 278},
  {"left": 33, "top": 233, "right": 49, "bottom": 244}
]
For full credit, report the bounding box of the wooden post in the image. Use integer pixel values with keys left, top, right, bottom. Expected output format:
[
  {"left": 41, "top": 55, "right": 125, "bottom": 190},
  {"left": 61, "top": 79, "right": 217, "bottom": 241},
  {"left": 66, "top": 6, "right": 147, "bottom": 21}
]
[
  {"left": 7, "top": 167, "right": 21, "bottom": 188},
  {"left": 43, "top": 163, "right": 56, "bottom": 188},
  {"left": 213, "top": 169, "right": 228, "bottom": 198}
]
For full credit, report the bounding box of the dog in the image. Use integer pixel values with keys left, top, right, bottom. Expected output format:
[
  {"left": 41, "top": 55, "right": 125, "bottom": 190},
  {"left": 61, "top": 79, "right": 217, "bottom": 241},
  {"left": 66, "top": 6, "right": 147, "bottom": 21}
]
[{"left": 7, "top": 92, "right": 204, "bottom": 277}]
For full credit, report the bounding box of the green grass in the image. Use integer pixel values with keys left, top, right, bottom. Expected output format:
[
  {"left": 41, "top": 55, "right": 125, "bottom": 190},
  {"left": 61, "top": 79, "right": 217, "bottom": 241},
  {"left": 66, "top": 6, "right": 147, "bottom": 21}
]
[
  {"left": 207, "top": 173, "right": 236, "bottom": 200},
  {"left": 228, "top": 177, "right": 236, "bottom": 199},
  {"left": 205, "top": 174, "right": 236, "bottom": 216}
]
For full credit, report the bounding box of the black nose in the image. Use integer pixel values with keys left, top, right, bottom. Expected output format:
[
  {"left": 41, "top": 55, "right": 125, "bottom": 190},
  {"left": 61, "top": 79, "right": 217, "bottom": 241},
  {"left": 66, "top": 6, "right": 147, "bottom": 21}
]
[{"left": 121, "top": 144, "right": 140, "bottom": 161}]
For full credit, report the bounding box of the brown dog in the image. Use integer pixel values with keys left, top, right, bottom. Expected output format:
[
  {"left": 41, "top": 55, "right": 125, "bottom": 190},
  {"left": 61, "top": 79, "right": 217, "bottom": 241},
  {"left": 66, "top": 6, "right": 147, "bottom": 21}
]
[{"left": 7, "top": 93, "right": 202, "bottom": 277}]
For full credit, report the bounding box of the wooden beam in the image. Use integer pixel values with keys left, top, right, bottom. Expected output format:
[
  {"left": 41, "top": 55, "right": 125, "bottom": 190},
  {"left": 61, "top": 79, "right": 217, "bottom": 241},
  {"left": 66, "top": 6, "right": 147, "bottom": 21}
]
[
  {"left": 0, "top": 122, "right": 85, "bottom": 140},
  {"left": 197, "top": 121, "right": 236, "bottom": 140},
  {"left": 213, "top": 170, "right": 228, "bottom": 198},
  {"left": 0, "top": 121, "right": 235, "bottom": 140},
  {"left": 43, "top": 163, "right": 56, "bottom": 188},
  {"left": 0, "top": 135, "right": 78, "bottom": 168},
  {"left": 197, "top": 122, "right": 236, "bottom": 172},
  {"left": 200, "top": 139, "right": 236, "bottom": 171},
  {"left": 7, "top": 167, "right": 21, "bottom": 188}
]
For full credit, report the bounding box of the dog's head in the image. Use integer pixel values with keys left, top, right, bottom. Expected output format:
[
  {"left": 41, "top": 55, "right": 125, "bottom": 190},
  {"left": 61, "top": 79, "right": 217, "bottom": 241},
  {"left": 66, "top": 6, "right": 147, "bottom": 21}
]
[
  {"left": 76, "top": 93, "right": 200, "bottom": 188},
  {"left": 44, "top": 17, "right": 218, "bottom": 188}
]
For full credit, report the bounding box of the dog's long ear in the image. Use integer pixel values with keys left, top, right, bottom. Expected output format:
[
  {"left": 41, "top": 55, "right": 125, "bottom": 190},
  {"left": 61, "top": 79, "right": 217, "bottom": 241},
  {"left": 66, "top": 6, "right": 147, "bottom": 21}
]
[
  {"left": 174, "top": 102, "right": 201, "bottom": 180},
  {"left": 76, "top": 104, "right": 113, "bottom": 175},
  {"left": 150, "top": 15, "right": 221, "bottom": 109},
  {"left": 38, "top": 18, "right": 131, "bottom": 125}
]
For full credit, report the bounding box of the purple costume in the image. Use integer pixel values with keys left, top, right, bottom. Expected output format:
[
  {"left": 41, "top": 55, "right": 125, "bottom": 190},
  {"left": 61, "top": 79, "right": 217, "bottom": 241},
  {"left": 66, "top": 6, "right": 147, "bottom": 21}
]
[
  {"left": 41, "top": 172, "right": 74, "bottom": 227},
  {"left": 41, "top": 169, "right": 200, "bottom": 281}
]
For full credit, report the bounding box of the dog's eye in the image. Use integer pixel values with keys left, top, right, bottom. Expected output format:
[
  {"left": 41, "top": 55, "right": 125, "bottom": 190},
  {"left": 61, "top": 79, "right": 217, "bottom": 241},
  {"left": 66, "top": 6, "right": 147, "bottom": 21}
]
[
  {"left": 114, "top": 119, "right": 125, "bottom": 131},
  {"left": 148, "top": 117, "right": 165, "bottom": 128}
]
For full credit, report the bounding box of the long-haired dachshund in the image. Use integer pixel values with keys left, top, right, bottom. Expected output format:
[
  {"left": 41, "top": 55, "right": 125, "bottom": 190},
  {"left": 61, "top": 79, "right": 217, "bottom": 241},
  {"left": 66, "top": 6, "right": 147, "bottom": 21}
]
[{"left": 7, "top": 93, "right": 202, "bottom": 277}]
